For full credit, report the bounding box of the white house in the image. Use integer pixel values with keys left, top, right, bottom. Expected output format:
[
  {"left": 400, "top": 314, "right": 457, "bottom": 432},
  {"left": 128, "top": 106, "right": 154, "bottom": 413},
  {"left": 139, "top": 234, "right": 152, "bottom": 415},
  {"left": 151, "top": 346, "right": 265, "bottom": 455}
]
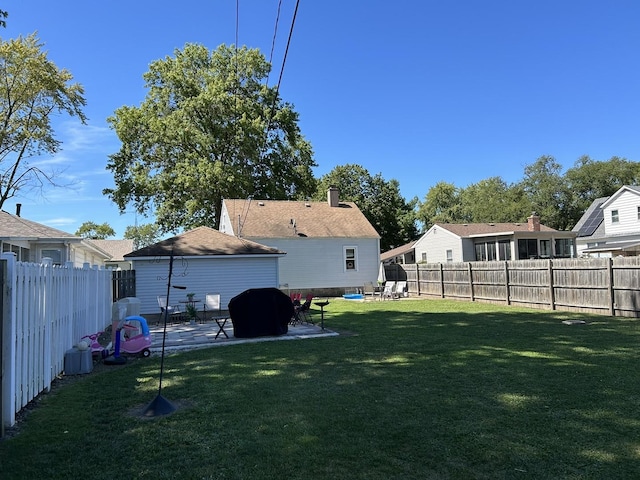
[
  {"left": 219, "top": 188, "right": 381, "bottom": 292},
  {"left": 124, "top": 226, "right": 285, "bottom": 315},
  {"left": 573, "top": 185, "right": 640, "bottom": 257},
  {"left": 0, "top": 208, "right": 110, "bottom": 267},
  {"left": 414, "top": 213, "right": 577, "bottom": 263}
]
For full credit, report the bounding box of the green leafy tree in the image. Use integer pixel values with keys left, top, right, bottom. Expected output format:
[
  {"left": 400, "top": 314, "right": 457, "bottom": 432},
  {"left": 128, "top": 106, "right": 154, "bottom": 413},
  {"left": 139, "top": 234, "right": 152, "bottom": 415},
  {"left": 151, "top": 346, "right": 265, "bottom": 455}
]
[
  {"left": 0, "top": 33, "right": 86, "bottom": 209},
  {"left": 75, "top": 221, "right": 116, "bottom": 239},
  {"left": 124, "top": 222, "right": 162, "bottom": 249},
  {"left": 105, "top": 43, "right": 316, "bottom": 233},
  {"left": 314, "top": 164, "right": 418, "bottom": 251},
  {"left": 518, "top": 155, "right": 571, "bottom": 230},
  {"left": 459, "top": 177, "right": 531, "bottom": 223},
  {"left": 416, "top": 181, "right": 463, "bottom": 229}
]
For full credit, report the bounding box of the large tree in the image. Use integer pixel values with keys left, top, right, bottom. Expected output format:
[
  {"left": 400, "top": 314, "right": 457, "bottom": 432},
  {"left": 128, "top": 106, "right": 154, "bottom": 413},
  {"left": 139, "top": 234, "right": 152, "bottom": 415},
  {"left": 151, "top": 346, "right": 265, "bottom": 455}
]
[
  {"left": 105, "top": 43, "right": 316, "bottom": 233},
  {"left": 416, "top": 181, "right": 463, "bottom": 229},
  {"left": 314, "top": 164, "right": 418, "bottom": 251},
  {"left": 459, "top": 177, "right": 531, "bottom": 223},
  {"left": 0, "top": 34, "right": 86, "bottom": 209},
  {"left": 75, "top": 221, "right": 115, "bottom": 239},
  {"left": 519, "top": 155, "right": 571, "bottom": 230},
  {"left": 124, "top": 222, "right": 162, "bottom": 250}
]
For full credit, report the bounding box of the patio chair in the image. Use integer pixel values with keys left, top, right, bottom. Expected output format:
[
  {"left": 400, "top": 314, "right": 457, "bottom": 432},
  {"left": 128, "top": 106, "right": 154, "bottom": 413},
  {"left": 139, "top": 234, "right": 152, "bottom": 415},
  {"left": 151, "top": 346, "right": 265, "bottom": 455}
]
[
  {"left": 363, "top": 282, "right": 375, "bottom": 298},
  {"left": 296, "top": 293, "right": 314, "bottom": 323},
  {"left": 394, "top": 281, "right": 407, "bottom": 298},
  {"left": 202, "top": 293, "right": 221, "bottom": 322},
  {"left": 157, "top": 295, "right": 182, "bottom": 323},
  {"left": 381, "top": 281, "right": 396, "bottom": 300}
]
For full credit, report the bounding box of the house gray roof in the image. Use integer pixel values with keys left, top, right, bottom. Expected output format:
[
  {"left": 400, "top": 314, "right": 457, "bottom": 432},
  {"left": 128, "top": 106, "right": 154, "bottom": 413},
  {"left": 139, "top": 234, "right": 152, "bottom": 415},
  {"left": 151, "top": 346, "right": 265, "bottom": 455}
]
[
  {"left": 223, "top": 198, "right": 380, "bottom": 239},
  {"left": 89, "top": 239, "right": 135, "bottom": 261},
  {"left": 124, "top": 226, "right": 284, "bottom": 258},
  {"left": 435, "top": 222, "right": 557, "bottom": 237},
  {"left": 0, "top": 210, "right": 78, "bottom": 239}
]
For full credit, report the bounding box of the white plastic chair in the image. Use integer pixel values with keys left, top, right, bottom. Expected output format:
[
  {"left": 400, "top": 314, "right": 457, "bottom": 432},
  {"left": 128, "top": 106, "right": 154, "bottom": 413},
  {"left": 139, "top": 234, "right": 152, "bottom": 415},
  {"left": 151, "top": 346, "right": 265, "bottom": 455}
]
[
  {"left": 157, "top": 295, "right": 182, "bottom": 322},
  {"left": 203, "top": 293, "right": 221, "bottom": 321},
  {"left": 381, "top": 281, "right": 396, "bottom": 300}
]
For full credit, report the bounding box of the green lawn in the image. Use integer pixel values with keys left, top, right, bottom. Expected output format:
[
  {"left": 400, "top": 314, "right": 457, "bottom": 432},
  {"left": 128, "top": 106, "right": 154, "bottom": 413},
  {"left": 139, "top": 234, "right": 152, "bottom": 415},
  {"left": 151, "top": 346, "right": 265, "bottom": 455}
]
[{"left": 2, "top": 298, "right": 640, "bottom": 479}]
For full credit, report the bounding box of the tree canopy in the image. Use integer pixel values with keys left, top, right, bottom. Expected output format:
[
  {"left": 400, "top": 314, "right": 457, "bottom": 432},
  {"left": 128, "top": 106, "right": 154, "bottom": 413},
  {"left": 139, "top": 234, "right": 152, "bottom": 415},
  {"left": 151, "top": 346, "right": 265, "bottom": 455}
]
[
  {"left": 105, "top": 43, "right": 316, "bottom": 233},
  {"left": 124, "top": 223, "right": 162, "bottom": 250},
  {"left": 75, "top": 221, "right": 115, "bottom": 239},
  {"left": 314, "top": 164, "right": 418, "bottom": 251},
  {"left": 0, "top": 33, "right": 86, "bottom": 209}
]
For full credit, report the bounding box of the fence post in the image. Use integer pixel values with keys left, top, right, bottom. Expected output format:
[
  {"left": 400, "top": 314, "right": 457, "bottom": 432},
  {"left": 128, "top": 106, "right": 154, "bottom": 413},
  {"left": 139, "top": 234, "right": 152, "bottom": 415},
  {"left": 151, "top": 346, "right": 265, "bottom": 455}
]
[
  {"left": 607, "top": 258, "right": 615, "bottom": 316},
  {"left": 415, "top": 264, "right": 420, "bottom": 296},
  {"left": 439, "top": 263, "right": 445, "bottom": 298},
  {"left": 1, "top": 253, "right": 16, "bottom": 429},
  {"left": 504, "top": 261, "right": 511, "bottom": 305},
  {"left": 548, "top": 259, "right": 556, "bottom": 310},
  {"left": 467, "top": 262, "right": 474, "bottom": 302}
]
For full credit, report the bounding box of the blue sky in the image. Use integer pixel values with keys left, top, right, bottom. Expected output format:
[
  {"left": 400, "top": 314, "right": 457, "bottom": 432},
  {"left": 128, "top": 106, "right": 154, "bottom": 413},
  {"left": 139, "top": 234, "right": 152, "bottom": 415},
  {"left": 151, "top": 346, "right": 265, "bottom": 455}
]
[{"left": 3, "top": 1, "right": 640, "bottom": 237}]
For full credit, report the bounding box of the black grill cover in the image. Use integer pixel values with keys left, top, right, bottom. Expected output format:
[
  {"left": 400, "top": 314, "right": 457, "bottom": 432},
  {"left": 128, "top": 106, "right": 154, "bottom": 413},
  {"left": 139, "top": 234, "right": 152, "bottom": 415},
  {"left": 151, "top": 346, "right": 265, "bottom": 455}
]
[{"left": 228, "top": 288, "right": 292, "bottom": 338}]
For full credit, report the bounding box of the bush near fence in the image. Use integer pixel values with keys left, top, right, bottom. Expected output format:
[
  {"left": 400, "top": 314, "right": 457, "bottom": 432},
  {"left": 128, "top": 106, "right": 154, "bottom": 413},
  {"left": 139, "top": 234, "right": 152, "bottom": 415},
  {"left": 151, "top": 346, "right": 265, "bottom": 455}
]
[
  {"left": 1, "top": 253, "right": 113, "bottom": 433},
  {"left": 385, "top": 257, "right": 640, "bottom": 317}
]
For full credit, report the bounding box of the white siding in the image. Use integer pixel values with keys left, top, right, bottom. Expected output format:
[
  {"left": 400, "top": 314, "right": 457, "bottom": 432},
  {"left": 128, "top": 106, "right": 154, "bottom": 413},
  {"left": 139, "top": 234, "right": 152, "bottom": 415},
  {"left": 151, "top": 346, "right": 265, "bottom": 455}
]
[
  {"left": 131, "top": 256, "right": 279, "bottom": 315},
  {"left": 414, "top": 226, "right": 463, "bottom": 263},
  {"left": 603, "top": 190, "right": 640, "bottom": 236},
  {"left": 250, "top": 237, "right": 380, "bottom": 290}
]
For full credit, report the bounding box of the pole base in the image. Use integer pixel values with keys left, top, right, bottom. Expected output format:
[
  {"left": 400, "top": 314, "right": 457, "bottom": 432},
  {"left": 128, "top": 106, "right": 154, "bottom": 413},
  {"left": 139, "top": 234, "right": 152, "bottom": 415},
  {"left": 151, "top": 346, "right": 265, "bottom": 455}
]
[{"left": 143, "top": 394, "right": 176, "bottom": 417}]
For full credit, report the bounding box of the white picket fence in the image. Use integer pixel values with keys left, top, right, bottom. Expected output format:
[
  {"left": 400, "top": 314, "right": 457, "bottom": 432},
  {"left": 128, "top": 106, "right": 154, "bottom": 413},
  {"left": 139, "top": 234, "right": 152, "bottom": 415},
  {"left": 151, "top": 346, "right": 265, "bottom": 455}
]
[{"left": 1, "top": 253, "right": 113, "bottom": 429}]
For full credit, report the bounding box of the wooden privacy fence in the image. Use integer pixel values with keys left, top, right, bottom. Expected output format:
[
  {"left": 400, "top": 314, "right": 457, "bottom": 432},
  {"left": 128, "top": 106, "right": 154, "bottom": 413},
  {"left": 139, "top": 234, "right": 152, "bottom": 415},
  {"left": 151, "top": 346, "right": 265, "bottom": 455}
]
[
  {"left": 1, "top": 253, "right": 113, "bottom": 433},
  {"left": 385, "top": 257, "right": 640, "bottom": 317}
]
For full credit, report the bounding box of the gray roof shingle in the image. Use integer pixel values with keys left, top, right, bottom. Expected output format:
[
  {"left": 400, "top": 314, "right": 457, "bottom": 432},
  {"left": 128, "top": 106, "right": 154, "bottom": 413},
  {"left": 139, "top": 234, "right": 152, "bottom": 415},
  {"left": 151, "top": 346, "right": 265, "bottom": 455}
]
[{"left": 125, "top": 226, "right": 284, "bottom": 258}]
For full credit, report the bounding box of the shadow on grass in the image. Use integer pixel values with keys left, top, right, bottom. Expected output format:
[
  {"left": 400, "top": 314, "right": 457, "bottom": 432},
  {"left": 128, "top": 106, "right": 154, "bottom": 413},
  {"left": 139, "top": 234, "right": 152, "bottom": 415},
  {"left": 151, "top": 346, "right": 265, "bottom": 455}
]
[{"left": 3, "top": 299, "right": 640, "bottom": 479}]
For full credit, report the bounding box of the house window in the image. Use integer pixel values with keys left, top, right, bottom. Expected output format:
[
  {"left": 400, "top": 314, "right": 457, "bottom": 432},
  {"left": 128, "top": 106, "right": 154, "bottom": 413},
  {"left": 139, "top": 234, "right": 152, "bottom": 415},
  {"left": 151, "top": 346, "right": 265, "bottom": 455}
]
[
  {"left": 498, "top": 240, "right": 511, "bottom": 261},
  {"left": 344, "top": 246, "right": 357, "bottom": 271},
  {"left": 446, "top": 249, "right": 453, "bottom": 262},
  {"left": 555, "top": 238, "right": 573, "bottom": 258},
  {"left": 474, "top": 242, "right": 496, "bottom": 261},
  {"left": 41, "top": 249, "right": 62, "bottom": 266},
  {"left": 518, "top": 239, "right": 538, "bottom": 259},
  {"left": 540, "top": 239, "right": 551, "bottom": 258},
  {"left": 611, "top": 210, "right": 619, "bottom": 223},
  {"left": 421, "top": 252, "right": 427, "bottom": 262},
  {"left": 637, "top": 206, "right": 640, "bottom": 220}
]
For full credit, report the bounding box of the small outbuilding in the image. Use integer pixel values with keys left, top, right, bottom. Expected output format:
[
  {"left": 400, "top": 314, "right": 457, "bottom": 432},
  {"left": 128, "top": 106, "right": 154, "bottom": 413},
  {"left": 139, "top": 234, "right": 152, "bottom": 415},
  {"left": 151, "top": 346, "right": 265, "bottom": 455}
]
[{"left": 124, "top": 226, "right": 285, "bottom": 316}]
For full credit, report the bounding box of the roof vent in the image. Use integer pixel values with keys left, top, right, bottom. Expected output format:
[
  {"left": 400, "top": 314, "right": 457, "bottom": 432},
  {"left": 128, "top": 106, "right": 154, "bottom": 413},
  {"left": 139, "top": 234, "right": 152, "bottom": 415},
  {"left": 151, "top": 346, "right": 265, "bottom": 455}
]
[
  {"left": 258, "top": 201, "right": 265, "bottom": 206},
  {"left": 305, "top": 203, "right": 311, "bottom": 207}
]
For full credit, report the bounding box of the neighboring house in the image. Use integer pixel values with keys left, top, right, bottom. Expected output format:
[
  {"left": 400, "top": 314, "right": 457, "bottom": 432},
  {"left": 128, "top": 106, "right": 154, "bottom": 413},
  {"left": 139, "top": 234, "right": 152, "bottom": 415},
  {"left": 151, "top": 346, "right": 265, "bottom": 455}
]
[
  {"left": 381, "top": 240, "right": 416, "bottom": 265},
  {"left": 414, "top": 213, "right": 577, "bottom": 263},
  {"left": 573, "top": 185, "right": 640, "bottom": 257},
  {"left": 89, "top": 239, "right": 135, "bottom": 270},
  {"left": 219, "top": 187, "right": 381, "bottom": 291},
  {"left": 124, "top": 226, "right": 285, "bottom": 315},
  {"left": 0, "top": 209, "right": 110, "bottom": 267}
]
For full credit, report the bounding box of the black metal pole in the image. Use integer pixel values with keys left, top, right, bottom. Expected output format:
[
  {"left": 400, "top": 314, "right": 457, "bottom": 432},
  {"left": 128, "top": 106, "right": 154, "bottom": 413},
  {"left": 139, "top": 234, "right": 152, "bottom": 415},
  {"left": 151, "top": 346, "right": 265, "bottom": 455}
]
[{"left": 143, "top": 248, "right": 177, "bottom": 416}]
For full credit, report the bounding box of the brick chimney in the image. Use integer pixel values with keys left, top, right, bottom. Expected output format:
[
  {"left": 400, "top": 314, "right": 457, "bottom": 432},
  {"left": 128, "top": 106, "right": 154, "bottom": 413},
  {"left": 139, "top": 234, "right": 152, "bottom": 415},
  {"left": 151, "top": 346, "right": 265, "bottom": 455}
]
[
  {"left": 527, "top": 212, "right": 541, "bottom": 232},
  {"left": 327, "top": 187, "right": 339, "bottom": 207}
]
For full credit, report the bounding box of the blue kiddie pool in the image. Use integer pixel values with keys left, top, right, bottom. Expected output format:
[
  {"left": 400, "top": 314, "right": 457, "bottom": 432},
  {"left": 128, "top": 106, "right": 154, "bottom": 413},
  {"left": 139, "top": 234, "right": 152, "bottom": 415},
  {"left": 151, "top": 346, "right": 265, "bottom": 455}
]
[{"left": 343, "top": 293, "right": 364, "bottom": 300}]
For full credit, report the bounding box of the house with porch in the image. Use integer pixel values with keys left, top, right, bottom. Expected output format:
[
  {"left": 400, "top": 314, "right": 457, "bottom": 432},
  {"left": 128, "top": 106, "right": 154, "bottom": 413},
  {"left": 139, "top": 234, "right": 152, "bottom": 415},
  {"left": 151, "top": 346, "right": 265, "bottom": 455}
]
[
  {"left": 0, "top": 208, "right": 110, "bottom": 267},
  {"left": 414, "top": 213, "right": 577, "bottom": 263},
  {"left": 219, "top": 188, "right": 381, "bottom": 293},
  {"left": 381, "top": 240, "right": 416, "bottom": 265},
  {"left": 572, "top": 185, "right": 640, "bottom": 257}
]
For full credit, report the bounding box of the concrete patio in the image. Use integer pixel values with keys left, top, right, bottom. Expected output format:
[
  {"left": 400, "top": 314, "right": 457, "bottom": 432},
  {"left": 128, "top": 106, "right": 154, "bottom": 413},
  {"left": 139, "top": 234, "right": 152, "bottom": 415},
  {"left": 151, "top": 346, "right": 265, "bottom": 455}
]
[{"left": 149, "top": 319, "right": 338, "bottom": 353}]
